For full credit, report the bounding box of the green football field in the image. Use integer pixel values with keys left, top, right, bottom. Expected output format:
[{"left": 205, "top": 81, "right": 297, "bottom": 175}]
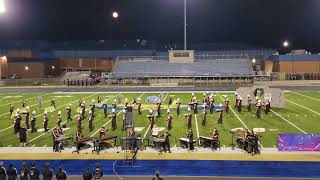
[{"left": 0, "top": 91, "right": 319, "bottom": 148}]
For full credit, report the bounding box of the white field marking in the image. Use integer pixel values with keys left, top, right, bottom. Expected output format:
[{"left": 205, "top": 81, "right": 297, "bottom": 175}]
[
  {"left": 0, "top": 93, "right": 51, "bottom": 107},
  {"left": 0, "top": 94, "right": 59, "bottom": 118},
  {"left": 0, "top": 95, "right": 77, "bottom": 133},
  {"left": 8, "top": 145, "right": 12, "bottom": 147},
  {"left": 286, "top": 99, "right": 320, "bottom": 117},
  {"left": 194, "top": 114, "right": 200, "bottom": 140},
  {"left": 31, "top": 145, "right": 36, "bottom": 147},
  {"left": 216, "top": 92, "right": 264, "bottom": 148},
  {"left": 289, "top": 91, "right": 320, "bottom": 102},
  {"left": 270, "top": 109, "right": 307, "bottom": 134},
  {"left": 26, "top": 93, "right": 99, "bottom": 144},
  {"left": 143, "top": 93, "right": 169, "bottom": 139},
  {"left": 27, "top": 94, "right": 121, "bottom": 144},
  {"left": 43, "top": 145, "right": 47, "bottom": 147},
  {"left": 216, "top": 92, "right": 248, "bottom": 129}
]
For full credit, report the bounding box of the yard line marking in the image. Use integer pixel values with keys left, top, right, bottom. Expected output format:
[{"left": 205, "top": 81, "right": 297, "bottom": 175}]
[
  {"left": 26, "top": 93, "right": 99, "bottom": 144},
  {"left": 31, "top": 145, "right": 36, "bottom": 147},
  {"left": 216, "top": 92, "right": 264, "bottom": 148},
  {"left": 289, "top": 91, "right": 320, "bottom": 102},
  {"left": 143, "top": 93, "right": 169, "bottom": 140},
  {"left": 0, "top": 95, "right": 77, "bottom": 133},
  {"left": 8, "top": 145, "right": 12, "bottom": 147},
  {"left": 0, "top": 93, "right": 51, "bottom": 107},
  {"left": 0, "top": 95, "right": 55, "bottom": 118},
  {"left": 194, "top": 114, "right": 200, "bottom": 140},
  {"left": 270, "top": 109, "right": 307, "bottom": 134},
  {"left": 286, "top": 99, "right": 320, "bottom": 117},
  {"left": 43, "top": 145, "right": 47, "bottom": 147},
  {"left": 216, "top": 93, "right": 248, "bottom": 129}
]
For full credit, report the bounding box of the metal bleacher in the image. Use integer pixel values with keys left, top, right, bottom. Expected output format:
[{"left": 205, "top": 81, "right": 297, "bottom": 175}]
[{"left": 112, "top": 56, "right": 253, "bottom": 78}]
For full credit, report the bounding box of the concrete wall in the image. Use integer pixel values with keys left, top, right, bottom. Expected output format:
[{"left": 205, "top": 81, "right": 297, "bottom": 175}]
[{"left": 264, "top": 60, "right": 320, "bottom": 73}]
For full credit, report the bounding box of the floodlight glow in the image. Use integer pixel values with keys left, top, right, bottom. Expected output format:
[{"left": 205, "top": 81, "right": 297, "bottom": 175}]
[
  {"left": 51, "top": 65, "right": 55, "bottom": 70},
  {"left": 112, "top": 11, "right": 119, "bottom": 18},
  {"left": 0, "top": 0, "right": 6, "bottom": 14},
  {"left": 25, "top": 66, "right": 29, "bottom": 71},
  {"left": 283, "top": 41, "right": 289, "bottom": 48},
  {"left": 251, "top": 58, "right": 256, "bottom": 64}
]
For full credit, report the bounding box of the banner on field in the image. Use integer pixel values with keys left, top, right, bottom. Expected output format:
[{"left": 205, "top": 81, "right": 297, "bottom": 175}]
[{"left": 278, "top": 134, "right": 320, "bottom": 151}]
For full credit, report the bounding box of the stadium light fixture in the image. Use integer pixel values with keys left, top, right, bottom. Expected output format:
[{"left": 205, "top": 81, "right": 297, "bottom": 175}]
[
  {"left": 283, "top": 41, "right": 289, "bottom": 48},
  {"left": 112, "top": 11, "right": 119, "bottom": 19},
  {"left": 251, "top": 58, "right": 256, "bottom": 64},
  {"left": 51, "top": 65, "right": 55, "bottom": 70},
  {"left": 0, "top": 0, "right": 6, "bottom": 14},
  {"left": 25, "top": 66, "right": 29, "bottom": 71}
]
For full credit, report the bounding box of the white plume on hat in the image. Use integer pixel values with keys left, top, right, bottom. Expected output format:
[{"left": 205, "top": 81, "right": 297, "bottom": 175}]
[
  {"left": 16, "top": 108, "right": 20, "bottom": 112},
  {"left": 188, "top": 107, "right": 191, "bottom": 111},
  {"left": 203, "top": 92, "right": 206, "bottom": 96},
  {"left": 202, "top": 104, "right": 206, "bottom": 108},
  {"left": 235, "top": 92, "right": 238, "bottom": 95},
  {"left": 83, "top": 101, "right": 86, "bottom": 104},
  {"left": 149, "top": 109, "right": 153, "bottom": 113},
  {"left": 32, "top": 111, "right": 36, "bottom": 114},
  {"left": 58, "top": 111, "right": 61, "bottom": 115},
  {"left": 112, "top": 108, "right": 115, "bottom": 113},
  {"left": 123, "top": 109, "right": 126, "bottom": 113},
  {"left": 114, "top": 99, "right": 116, "bottom": 102},
  {"left": 138, "top": 97, "right": 141, "bottom": 101},
  {"left": 44, "top": 111, "right": 47, "bottom": 114},
  {"left": 177, "top": 98, "right": 180, "bottom": 101},
  {"left": 125, "top": 98, "right": 128, "bottom": 102},
  {"left": 167, "top": 109, "right": 170, "bottom": 113},
  {"left": 26, "top": 106, "right": 29, "bottom": 110},
  {"left": 258, "top": 100, "right": 261, "bottom": 103},
  {"left": 69, "top": 104, "right": 71, "bottom": 106},
  {"left": 92, "top": 99, "right": 95, "bottom": 103},
  {"left": 89, "top": 110, "right": 92, "bottom": 114},
  {"left": 247, "top": 94, "right": 250, "bottom": 97}
]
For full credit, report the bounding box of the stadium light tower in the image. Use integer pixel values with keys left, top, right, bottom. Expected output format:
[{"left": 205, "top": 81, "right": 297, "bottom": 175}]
[
  {"left": 184, "top": 0, "right": 187, "bottom": 50},
  {"left": 0, "top": 0, "right": 6, "bottom": 14}
]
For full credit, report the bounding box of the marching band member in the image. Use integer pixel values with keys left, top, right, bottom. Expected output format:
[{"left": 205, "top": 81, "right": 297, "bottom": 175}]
[
  {"left": 168, "top": 96, "right": 173, "bottom": 107},
  {"left": 88, "top": 110, "right": 94, "bottom": 132},
  {"left": 77, "top": 112, "right": 82, "bottom": 129},
  {"left": 109, "top": 108, "right": 117, "bottom": 130},
  {"left": 103, "top": 99, "right": 108, "bottom": 118},
  {"left": 127, "top": 102, "right": 133, "bottom": 112},
  {"left": 112, "top": 99, "right": 117, "bottom": 109},
  {"left": 97, "top": 96, "right": 101, "bottom": 104},
  {"left": 147, "top": 109, "right": 155, "bottom": 130},
  {"left": 247, "top": 95, "right": 252, "bottom": 112},
  {"left": 185, "top": 108, "right": 192, "bottom": 129},
  {"left": 237, "top": 96, "right": 242, "bottom": 112},
  {"left": 66, "top": 104, "right": 72, "bottom": 122},
  {"left": 209, "top": 94, "right": 214, "bottom": 115},
  {"left": 161, "top": 130, "right": 171, "bottom": 153},
  {"left": 256, "top": 100, "right": 261, "bottom": 119},
  {"left": 9, "top": 104, "right": 14, "bottom": 116},
  {"left": 51, "top": 99, "right": 56, "bottom": 109},
  {"left": 211, "top": 128, "right": 219, "bottom": 150},
  {"left": 218, "top": 104, "right": 224, "bottom": 124},
  {"left": 122, "top": 109, "right": 127, "bottom": 131},
  {"left": 201, "top": 104, "right": 207, "bottom": 127},
  {"left": 137, "top": 97, "right": 142, "bottom": 115},
  {"left": 202, "top": 92, "right": 207, "bottom": 104},
  {"left": 127, "top": 127, "right": 135, "bottom": 137},
  {"left": 193, "top": 97, "right": 198, "bottom": 114},
  {"left": 14, "top": 109, "right": 22, "bottom": 134},
  {"left": 234, "top": 92, "right": 238, "bottom": 108},
  {"left": 156, "top": 102, "right": 161, "bottom": 118},
  {"left": 176, "top": 98, "right": 181, "bottom": 117},
  {"left": 167, "top": 109, "right": 173, "bottom": 130},
  {"left": 30, "top": 111, "right": 37, "bottom": 133},
  {"left": 52, "top": 127, "right": 61, "bottom": 152},
  {"left": 224, "top": 96, "right": 229, "bottom": 113},
  {"left": 90, "top": 99, "right": 95, "bottom": 117},
  {"left": 75, "top": 128, "right": 84, "bottom": 152},
  {"left": 264, "top": 95, "right": 271, "bottom": 114},
  {"left": 132, "top": 98, "right": 137, "bottom": 105},
  {"left": 43, "top": 111, "right": 49, "bottom": 132},
  {"left": 78, "top": 98, "right": 82, "bottom": 107},
  {"left": 99, "top": 126, "right": 107, "bottom": 140},
  {"left": 56, "top": 111, "right": 61, "bottom": 127},
  {"left": 187, "top": 128, "right": 194, "bottom": 150},
  {"left": 81, "top": 101, "right": 86, "bottom": 119},
  {"left": 22, "top": 100, "right": 27, "bottom": 108},
  {"left": 24, "top": 106, "right": 30, "bottom": 129},
  {"left": 124, "top": 99, "right": 129, "bottom": 110}
]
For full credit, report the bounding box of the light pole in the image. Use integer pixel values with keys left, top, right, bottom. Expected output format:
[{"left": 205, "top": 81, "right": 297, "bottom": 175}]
[
  {"left": 251, "top": 58, "right": 256, "bottom": 72},
  {"left": 184, "top": 0, "right": 187, "bottom": 50}
]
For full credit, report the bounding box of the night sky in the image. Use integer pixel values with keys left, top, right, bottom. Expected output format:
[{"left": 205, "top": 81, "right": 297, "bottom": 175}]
[{"left": 0, "top": 0, "right": 319, "bottom": 51}]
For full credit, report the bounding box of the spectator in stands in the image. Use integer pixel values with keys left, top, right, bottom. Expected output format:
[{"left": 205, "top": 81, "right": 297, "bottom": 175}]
[
  {"left": 93, "top": 163, "right": 103, "bottom": 180},
  {"left": 56, "top": 167, "right": 67, "bottom": 180},
  {"left": 6, "top": 163, "right": 17, "bottom": 180},
  {"left": 29, "top": 162, "right": 40, "bottom": 180},
  {"left": 19, "top": 162, "right": 29, "bottom": 180},
  {"left": 82, "top": 167, "right": 93, "bottom": 180},
  {"left": 42, "top": 163, "right": 53, "bottom": 180},
  {"left": 0, "top": 162, "right": 7, "bottom": 180},
  {"left": 152, "top": 171, "right": 163, "bottom": 180}
]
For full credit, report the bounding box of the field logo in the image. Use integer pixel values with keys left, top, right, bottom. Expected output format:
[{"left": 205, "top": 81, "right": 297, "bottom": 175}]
[{"left": 146, "top": 96, "right": 160, "bottom": 103}]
